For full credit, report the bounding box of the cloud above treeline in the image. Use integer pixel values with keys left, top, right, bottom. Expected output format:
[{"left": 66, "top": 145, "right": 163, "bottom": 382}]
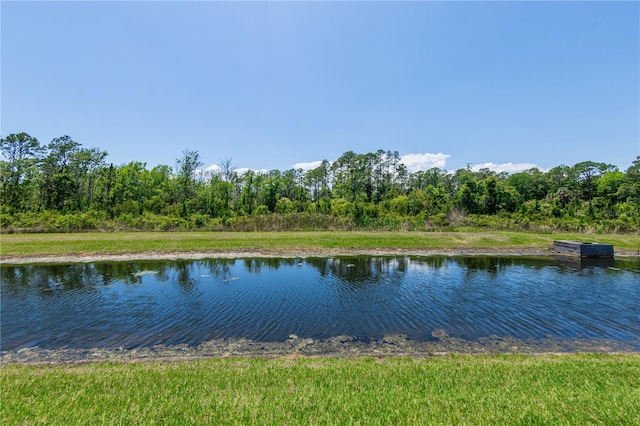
[
  {"left": 293, "top": 160, "right": 324, "bottom": 171},
  {"left": 293, "top": 153, "right": 451, "bottom": 173},
  {"left": 201, "top": 154, "right": 544, "bottom": 176},
  {"left": 201, "top": 164, "right": 269, "bottom": 176},
  {"left": 400, "top": 153, "right": 450, "bottom": 173},
  {"left": 470, "top": 162, "right": 544, "bottom": 174}
]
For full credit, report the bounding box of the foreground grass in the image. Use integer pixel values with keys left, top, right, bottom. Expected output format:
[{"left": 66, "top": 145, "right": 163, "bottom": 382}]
[
  {"left": 2, "top": 354, "right": 639, "bottom": 425},
  {"left": 1, "top": 230, "right": 638, "bottom": 257}
]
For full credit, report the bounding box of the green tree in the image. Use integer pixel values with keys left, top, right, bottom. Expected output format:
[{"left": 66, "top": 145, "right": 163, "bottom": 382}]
[
  {"left": 176, "top": 149, "right": 204, "bottom": 216},
  {"left": 597, "top": 171, "right": 626, "bottom": 203},
  {"left": 0, "top": 132, "right": 42, "bottom": 211},
  {"left": 507, "top": 168, "right": 548, "bottom": 201},
  {"left": 304, "top": 160, "right": 331, "bottom": 202},
  {"left": 275, "top": 197, "right": 296, "bottom": 214},
  {"left": 495, "top": 180, "right": 521, "bottom": 213},
  {"left": 331, "top": 151, "right": 366, "bottom": 202},
  {"left": 112, "top": 162, "right": 149, "bottom": 215},
  {"left": 545, "top": 165, "right": 578, "bottom": 194},
  {"left": 205, "top": 174, "right": 234, "bottom": 218},
  {"left": 484, "top": 176, "right": 499, "bottom": 215},
  {"left": 40, "top": 136, "right": 81, "bottom": 210},
  {"left": 423, "top": 184, "right": 452, "bottom": 215},
  {"left": 70, "top": 147, "right": 108, "bottom": 210},
  {"left": 408, "top": 168, "right": 449, "bottom": 191},
  {"left": 238, "top": 170, "right": 260, "bottom": 215},
  {"left": 615, "top": 157, "right": 640, "bottom": 206},
  {"left": 573, "top": 161, "right": 618, "bottom": 201}
]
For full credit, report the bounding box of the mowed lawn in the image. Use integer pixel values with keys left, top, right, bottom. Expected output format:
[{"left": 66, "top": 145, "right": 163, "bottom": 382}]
[
  {"left": 1, "top": 230, "right": 638, "bottom": 257},
  {"left": 2, "top": 354, "right": 639, "bottom": 425}
]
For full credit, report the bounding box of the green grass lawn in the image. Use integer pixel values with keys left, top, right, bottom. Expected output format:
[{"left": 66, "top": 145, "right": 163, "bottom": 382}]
[
  {"left": 1, "top": 230, "right": 638, "bottom": 257},
  {"left": 2, "top": 354, "right": 639, "bottom": 425}
]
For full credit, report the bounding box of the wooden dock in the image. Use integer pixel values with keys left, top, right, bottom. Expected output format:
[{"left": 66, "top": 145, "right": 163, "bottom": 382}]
[{"left": 553, "top": 240, "right": 614, "bottom": 258}]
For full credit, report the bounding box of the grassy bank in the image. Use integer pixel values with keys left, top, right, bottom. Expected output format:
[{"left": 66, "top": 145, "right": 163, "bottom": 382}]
[
  {"left": 2, "top": 354, "right": 639, "bottom": 425},
  {"left": 1, "top": 230, "right": 638, "bottom": 258}
]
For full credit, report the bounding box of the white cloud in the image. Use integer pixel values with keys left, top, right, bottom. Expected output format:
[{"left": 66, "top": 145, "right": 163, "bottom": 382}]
[
  {"left": 236, "top": 167, "right": 269, "bottom": 175},
  {"left": 205, "top": 164, "right": 222, "bottom": 173},
  {"left": 204, "top": 158, "right": 543, "bottom": 177},
  {"left": 293, "top": 153, "right": 450, "bottom": 174},
  {"left": 198, "top": 164, "right": 271, "bottom": 177},
  {"left": 192, "top": 164, "right": 221, "bottom": 179},
  {"left": 470, "top": 162, "right": 543, "bottom": 174},
  {"left": 292, "top": 160, "right": 323, "bottom": 171},
  {"left": 400, "top": 152, "right": 450, "bottom": 173}
]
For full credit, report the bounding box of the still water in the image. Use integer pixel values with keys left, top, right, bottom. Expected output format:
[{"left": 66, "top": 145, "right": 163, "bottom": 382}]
[{"left": 1, "top": 256, "right": 639, "bottom": 351}]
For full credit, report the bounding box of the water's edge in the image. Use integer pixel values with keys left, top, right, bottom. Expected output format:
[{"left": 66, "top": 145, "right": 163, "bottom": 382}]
[{"left": 3, "top": 332, "right": 638, "bottom": 365}]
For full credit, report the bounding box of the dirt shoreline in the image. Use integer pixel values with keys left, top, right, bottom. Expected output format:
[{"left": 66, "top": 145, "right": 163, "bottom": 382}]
[
  {"left": 3, "top": 333, "right": 638, "bottom": 366},
  {"left": 3, "top": 246, "right": 639, "bottom": 265},
  {"left": 3, "top": 247, "right": 638, "bottom": 365},
  {"left": 0, "top": 247, "right": 568, "bottom": 264}
]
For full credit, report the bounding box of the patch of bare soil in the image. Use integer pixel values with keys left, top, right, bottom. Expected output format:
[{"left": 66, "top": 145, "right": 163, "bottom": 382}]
[{"left": 0, "top": 247, "right": 561, "bottom": 265}]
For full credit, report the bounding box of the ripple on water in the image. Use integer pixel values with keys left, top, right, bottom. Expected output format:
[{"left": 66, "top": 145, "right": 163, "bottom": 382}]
[{"left": 1, "top": 256, "right": 639, "bottom": 352}]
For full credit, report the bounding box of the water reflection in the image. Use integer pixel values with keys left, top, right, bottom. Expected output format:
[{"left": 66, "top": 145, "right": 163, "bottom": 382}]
[
  {"left": 2, "top": 257, "right": 445, "bottom": 294},
  {"left": 553, "top": 256, "right": 615, "bottom": 269},
  {"left": 1, "top": 256, "right": 638, "bottom": 351}
]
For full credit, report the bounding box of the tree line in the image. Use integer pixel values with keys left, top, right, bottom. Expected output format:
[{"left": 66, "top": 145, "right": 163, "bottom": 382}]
[{"left": 1, "top": 132, "right": 638, "bottom": 232}]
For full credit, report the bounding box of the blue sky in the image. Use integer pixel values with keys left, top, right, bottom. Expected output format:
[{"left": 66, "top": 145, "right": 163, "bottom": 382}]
[{"left": 2, "top": 1, "right": 638, "bottom": 174}]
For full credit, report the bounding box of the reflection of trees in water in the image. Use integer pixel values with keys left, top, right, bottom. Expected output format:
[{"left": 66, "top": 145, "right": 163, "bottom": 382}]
[
  {"left": 458, "top": 257, "right": 501, "bottom": 276},
  {"left": 2, "top": 261, "right": 177, "bottom": 297},
  {"left": 1, "top": 256, "right": 564, "bottom": 299},
  {"left": 407, "top": 257, "right": 446, "bottom": 270},
  {"left": 2, "top": 263, "right": 104, "bottom": 297},
  {"left": 456, "top": 257, "right": 552, "bottom": 276},
  {"left": 1, "top": 266, "right": 32, "bottom": 288},
  {"left": 90, "top": 260, "right": 177, "bottom": 285},
  {"left": 199, "top": 259, "right": 235, "bottom": 280},
  {"left": 241, "top": 257, "right": 301, "bottom": 274},
  {"left": 305, "top": 257, "right": 410, "bottom": 285},
  {"left": 173, "top": 261, "right": 196, "bottom": 292}
]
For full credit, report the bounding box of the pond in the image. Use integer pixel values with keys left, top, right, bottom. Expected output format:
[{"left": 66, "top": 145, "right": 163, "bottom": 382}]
[{"left": 1, "top": 256, "right": 639, "bottom": 353}]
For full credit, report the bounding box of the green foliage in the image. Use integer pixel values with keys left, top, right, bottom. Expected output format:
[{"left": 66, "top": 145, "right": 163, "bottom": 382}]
[
  {"left": 253, "top": 204, "right": 270, "bottom": 215},
  {"left": 224, "top": 213, "right": 356, "bottom": 232},
  {"left": 330, "top": 197, "right": 354, "bottom": 218},
  {"left": 274, "top": 197, "right": 295, "bottom": 214},
  {"left": 0, "top": 212, "right": 13, "bottom": 228},
  {"left": 1, "top": 133, "right": 638, "bottom": 233},
  {"left": 190, "top": 213, "right": 211, "bottom": 228}
]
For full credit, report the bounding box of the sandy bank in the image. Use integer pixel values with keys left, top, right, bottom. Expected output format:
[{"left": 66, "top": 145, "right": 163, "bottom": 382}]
[{"left": 1, "top": 247, "right": 569, "bottom": 265}]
